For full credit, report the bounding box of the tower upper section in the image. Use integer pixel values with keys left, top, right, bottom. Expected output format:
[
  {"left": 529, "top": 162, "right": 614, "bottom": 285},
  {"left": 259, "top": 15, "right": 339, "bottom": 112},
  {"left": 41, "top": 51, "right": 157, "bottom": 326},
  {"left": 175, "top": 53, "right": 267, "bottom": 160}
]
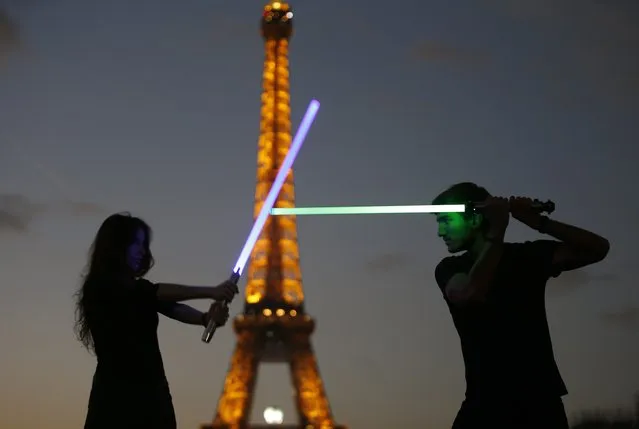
[
  {"left": 261, "top": 1, "right": 293, "bottom": 40},
  {"left": 244, "top": 0, "right": 303, "bottom": 315}
]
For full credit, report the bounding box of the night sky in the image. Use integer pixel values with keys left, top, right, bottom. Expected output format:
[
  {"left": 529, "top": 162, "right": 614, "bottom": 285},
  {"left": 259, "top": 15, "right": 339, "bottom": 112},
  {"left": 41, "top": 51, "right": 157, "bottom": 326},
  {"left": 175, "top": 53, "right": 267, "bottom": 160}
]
[{"left": 1, "top": 1, "right": 637, "bottom": 428}]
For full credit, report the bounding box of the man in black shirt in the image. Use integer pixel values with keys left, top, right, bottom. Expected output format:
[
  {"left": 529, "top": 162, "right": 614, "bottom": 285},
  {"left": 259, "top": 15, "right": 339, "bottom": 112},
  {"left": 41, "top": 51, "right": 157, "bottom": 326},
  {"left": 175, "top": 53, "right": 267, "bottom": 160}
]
[{"left": 432, "top": 182, "right": 610, "bottom": 429}]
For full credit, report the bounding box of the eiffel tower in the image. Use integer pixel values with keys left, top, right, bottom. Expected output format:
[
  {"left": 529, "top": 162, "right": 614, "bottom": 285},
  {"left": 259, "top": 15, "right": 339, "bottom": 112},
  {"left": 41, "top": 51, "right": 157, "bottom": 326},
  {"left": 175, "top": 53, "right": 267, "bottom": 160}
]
[{"left": 201, "top": 2, "right": 345, "bottom": 428}]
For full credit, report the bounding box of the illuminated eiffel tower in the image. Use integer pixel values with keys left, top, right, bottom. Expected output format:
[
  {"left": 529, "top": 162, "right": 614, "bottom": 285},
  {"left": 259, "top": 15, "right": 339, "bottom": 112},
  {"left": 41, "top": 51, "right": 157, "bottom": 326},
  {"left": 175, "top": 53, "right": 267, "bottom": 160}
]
[{"left": 201, "top": 2, "right": 345, "bottom": 428}]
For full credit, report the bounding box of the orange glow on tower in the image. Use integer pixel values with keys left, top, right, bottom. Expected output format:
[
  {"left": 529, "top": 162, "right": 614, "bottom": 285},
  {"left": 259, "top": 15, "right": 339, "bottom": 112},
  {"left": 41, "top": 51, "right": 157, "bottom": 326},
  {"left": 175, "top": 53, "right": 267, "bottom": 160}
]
[
  {"left": 202, "top": 3, "right": 345, "bottom": 429},
  {"left": 244, "top": 0, "right": 304, "bottom": 311}
]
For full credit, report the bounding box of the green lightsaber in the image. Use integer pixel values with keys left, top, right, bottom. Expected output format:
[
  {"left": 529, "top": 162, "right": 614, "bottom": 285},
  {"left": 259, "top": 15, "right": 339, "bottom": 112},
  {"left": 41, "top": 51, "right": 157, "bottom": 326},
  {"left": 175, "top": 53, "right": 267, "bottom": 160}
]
[
  {"left": 270, "top": 204, "right": 465, "bottom": 216},
  {"left": 269, "top": 200, "right": 555, "bottom": 216}
]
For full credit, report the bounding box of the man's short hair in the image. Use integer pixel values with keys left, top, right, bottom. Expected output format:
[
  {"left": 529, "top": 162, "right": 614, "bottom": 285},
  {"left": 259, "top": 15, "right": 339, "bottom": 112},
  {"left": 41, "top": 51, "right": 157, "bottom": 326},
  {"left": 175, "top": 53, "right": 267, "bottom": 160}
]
[{"left": 432, "top": 182, "right": 491, "bottom": 206}]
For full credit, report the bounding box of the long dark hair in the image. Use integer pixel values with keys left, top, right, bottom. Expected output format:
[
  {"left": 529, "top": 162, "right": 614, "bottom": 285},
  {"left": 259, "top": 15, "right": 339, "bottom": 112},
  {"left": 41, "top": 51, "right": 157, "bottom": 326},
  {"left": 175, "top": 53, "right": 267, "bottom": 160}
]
[{"left": 74, "top": 212, "right": 155, "bottom": 352}]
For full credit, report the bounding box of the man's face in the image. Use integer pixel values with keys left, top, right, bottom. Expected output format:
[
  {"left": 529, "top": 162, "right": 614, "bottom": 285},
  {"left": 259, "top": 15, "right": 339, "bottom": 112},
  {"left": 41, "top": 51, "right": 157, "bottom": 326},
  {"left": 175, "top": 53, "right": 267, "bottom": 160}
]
[{"left": 435, "top": 212, "right": 476, "bottom": 253}]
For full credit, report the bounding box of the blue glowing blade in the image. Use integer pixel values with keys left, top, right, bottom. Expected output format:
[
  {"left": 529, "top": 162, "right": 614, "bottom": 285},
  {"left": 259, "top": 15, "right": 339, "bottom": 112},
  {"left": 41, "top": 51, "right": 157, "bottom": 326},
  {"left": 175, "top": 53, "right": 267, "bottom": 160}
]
[{"left": 232, "top": 99, "right": 320, "bottom": 275}]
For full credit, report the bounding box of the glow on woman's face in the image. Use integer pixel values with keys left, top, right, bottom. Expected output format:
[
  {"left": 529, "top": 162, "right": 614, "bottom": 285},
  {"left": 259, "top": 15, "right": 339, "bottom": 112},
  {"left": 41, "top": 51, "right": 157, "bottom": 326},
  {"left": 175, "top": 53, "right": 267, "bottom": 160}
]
[{"left": 126, "top": 228, "right": 146, "bottom": 273}]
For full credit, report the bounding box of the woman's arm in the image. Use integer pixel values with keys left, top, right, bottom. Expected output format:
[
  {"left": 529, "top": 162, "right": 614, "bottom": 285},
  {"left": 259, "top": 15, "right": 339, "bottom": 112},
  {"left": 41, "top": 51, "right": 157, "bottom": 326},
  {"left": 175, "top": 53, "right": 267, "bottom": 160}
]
[
  {"left": 158, "top": 302, "right": 230, "bottom": 327},
  {"left": 155, "top": 280, "right": 238, "bottom": 302},
  {"left": 158, "top": 303, "right": 207, "bottom": 326},
  {"left": 156, "top": 283, "right": 215, "bottom": 302}
]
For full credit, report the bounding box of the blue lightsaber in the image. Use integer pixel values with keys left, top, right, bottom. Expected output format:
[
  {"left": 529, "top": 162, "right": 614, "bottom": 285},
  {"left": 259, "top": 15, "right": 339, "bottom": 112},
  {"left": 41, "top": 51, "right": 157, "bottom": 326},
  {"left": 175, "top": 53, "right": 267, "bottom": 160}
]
[{"left": 202, "top": 99, "right": 321, "bottom": 343}]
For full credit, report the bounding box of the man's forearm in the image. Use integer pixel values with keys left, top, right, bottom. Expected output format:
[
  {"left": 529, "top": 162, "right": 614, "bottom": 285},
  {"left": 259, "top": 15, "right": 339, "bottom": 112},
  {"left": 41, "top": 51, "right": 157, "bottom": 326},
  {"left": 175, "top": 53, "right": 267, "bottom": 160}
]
[
  {"left": 165, "top": 303, "right": 207, "bottom": 326},
  {"left": 465, "top": 241, "right": 504, "bottom": 300},
  {"left": 156, "top": 283, "right": 213, "bottom": 302},
  {"left": 537, "top": 217, "right": 610, "bottom": 258}
]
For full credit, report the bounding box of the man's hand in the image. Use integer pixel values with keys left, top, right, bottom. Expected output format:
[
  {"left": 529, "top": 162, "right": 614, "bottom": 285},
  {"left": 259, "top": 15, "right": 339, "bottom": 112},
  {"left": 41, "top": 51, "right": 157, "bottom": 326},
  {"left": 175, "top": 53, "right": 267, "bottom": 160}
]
[
  {"left": 209, "top": 280, "right": 239, "bottom": 302},
  {"left": 480, "top": 196, "right": 510, "bottom": 240},
  {"left": 204, "top": 301, "right": 230, "bottom": 327},
  {"left": 509, "top": 196, "right": 543, "bottom": 229}
]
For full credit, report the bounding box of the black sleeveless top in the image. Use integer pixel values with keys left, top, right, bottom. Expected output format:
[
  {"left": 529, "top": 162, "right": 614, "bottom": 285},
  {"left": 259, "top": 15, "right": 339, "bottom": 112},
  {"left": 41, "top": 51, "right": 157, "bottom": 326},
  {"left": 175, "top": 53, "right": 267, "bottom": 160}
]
[{"left": 83, "top": 277, "right": 177, "bottom": 429}]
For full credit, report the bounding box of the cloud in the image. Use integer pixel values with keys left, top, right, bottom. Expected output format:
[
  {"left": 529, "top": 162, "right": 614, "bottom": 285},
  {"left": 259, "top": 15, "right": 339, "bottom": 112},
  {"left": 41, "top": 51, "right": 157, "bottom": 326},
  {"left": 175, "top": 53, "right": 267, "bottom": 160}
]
[
  {"left": 410, "top": 41, "right": 490, "bottom": 68},
  {"left": 0, "top": 8, "right": 19, "bottom": 63},
  {"left": 487, "top": 0, "right": 639, "bottom": 106},
  {"left": 483, "top": 0, "right": 567, "bottom": 19},
  {"left": 59, "top": 200, "right": 105, "bottom": 216},
  {"left": 365, "top": 251, "right": 413, "bottom": 274},
  {"left": 0, "top": 194, "right": 44, "bottom": 232},
  {"left": 0, "top": 193, "right": 106, "bottom": 233},
  {"left": 600, "top": 306, "right": 639, "bottom": 331}
]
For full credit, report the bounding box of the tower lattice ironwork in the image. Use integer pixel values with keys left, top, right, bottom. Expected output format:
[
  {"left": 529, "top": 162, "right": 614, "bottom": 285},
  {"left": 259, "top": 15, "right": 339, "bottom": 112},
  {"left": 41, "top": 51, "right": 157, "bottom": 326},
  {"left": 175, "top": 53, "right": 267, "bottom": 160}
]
[{"left": 201, "top": 2, "right": 344, "bottom": 429}]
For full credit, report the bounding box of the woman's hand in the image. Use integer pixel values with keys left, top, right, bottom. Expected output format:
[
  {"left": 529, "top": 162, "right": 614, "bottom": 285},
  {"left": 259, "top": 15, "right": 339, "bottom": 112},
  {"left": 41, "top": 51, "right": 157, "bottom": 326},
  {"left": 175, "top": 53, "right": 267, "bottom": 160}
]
[
  {"left": 204, "top": 301, "right": 230, "bottom": 327},
  {"left": 210, "top": 280, "right": 239, "bottom": 301}
]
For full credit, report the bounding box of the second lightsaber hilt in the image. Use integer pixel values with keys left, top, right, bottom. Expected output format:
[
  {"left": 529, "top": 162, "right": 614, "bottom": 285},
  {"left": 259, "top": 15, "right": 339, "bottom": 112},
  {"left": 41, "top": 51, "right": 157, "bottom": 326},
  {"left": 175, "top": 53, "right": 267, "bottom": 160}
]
[
  {"left": 201, "top": 270, "right": 241, "bottom": 344},
  {"left": 468, "top": 198, "right": 555, "bottom": 215}
]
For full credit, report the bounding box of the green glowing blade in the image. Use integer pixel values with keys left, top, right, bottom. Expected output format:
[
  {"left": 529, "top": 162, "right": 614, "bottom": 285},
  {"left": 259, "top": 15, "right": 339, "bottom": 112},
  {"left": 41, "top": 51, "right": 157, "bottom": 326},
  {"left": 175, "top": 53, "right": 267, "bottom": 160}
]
[{"left": 270, "top": 204, "right": 466, "bottom": 216}]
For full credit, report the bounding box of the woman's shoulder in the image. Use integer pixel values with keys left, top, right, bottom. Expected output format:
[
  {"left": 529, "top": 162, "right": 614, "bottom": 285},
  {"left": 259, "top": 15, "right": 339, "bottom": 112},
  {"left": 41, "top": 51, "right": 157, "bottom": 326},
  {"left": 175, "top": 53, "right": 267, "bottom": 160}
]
[
  {"left": 84, "top": 275, "right": 137, "bottom": 299},
  {"left": 135, "top": 277, "right": 155, "bottom": 287},
  {"left": 83, "top": 275, "right": 159, "bottom": 302},
  {"left": 134, "top": 278, "right": 159, "bottom": 299}
]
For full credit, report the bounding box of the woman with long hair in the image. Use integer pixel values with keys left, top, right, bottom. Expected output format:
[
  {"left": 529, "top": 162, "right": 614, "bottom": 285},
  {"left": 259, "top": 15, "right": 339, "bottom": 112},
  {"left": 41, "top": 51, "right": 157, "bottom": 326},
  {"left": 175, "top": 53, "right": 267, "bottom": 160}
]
[{"left": 74, "top": 212, "right": 238, "bottom": 429}]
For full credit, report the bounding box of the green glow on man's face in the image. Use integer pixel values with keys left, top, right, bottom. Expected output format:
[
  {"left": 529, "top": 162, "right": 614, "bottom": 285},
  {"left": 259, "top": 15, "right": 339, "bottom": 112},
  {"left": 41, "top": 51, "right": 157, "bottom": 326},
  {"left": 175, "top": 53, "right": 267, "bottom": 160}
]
[{"left": 436, "top": 212, "right": 475, "bottom": 253}]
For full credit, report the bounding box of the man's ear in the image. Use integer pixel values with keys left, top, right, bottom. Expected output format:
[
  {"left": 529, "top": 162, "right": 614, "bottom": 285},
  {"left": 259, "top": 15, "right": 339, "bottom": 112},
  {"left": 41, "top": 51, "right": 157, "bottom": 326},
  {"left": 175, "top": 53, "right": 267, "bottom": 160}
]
[{"left": 470, "top": 212, "right": 483, "bottom": 230}]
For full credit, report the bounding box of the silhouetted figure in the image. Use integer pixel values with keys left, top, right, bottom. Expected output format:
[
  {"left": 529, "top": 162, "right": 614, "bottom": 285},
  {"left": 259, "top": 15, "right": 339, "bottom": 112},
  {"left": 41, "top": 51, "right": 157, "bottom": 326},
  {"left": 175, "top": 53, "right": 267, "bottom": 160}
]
[
  {"left": 432, "top": 183, "right": 610, "bottom": 429},
  {"left": 74, "top": 213, "right": 238, "bottom": 429}
]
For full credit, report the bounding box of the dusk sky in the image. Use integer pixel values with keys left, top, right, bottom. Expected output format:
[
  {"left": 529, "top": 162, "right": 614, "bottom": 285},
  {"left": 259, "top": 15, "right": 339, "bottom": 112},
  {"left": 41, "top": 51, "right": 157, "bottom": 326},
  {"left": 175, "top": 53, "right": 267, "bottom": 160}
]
[{"left": 1, "top": 0, "right": 638, "bottom": 428}]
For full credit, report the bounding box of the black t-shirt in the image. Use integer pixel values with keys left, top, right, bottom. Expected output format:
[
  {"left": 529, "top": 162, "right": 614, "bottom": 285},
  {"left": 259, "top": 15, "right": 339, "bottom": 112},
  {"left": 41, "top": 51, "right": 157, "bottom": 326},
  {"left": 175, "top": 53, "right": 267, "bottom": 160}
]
[
  {"left": 85, "top": 277, "right": 177, "bottom": 388},
  {"left": 435, "top": 239, "right": 568, "bottom": 401}
]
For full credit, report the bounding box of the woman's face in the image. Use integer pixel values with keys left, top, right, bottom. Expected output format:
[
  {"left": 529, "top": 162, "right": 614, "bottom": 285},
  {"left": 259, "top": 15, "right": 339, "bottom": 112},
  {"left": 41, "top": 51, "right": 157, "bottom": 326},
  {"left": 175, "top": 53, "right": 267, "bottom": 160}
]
[{"left": 126, "top": 228, "right": 147, "bottom": 274}]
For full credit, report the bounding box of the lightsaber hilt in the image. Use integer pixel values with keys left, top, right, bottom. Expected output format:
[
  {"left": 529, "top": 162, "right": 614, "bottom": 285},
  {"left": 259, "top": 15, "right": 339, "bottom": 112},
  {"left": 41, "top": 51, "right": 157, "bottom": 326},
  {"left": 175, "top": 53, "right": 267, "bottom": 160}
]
[
  {"left": 201, "top": 270, "right": 241, "bottom": 343},
  {"left": 468, "top": 198, "right": 555, "bottom": 215}
]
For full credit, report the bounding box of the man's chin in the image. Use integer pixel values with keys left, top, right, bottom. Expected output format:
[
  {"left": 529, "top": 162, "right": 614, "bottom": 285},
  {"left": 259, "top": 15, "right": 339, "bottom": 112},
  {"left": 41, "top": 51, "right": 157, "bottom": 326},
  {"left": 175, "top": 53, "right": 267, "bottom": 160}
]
[{"left": 446, "top": 243, "right": 464, "bottom": 254}]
